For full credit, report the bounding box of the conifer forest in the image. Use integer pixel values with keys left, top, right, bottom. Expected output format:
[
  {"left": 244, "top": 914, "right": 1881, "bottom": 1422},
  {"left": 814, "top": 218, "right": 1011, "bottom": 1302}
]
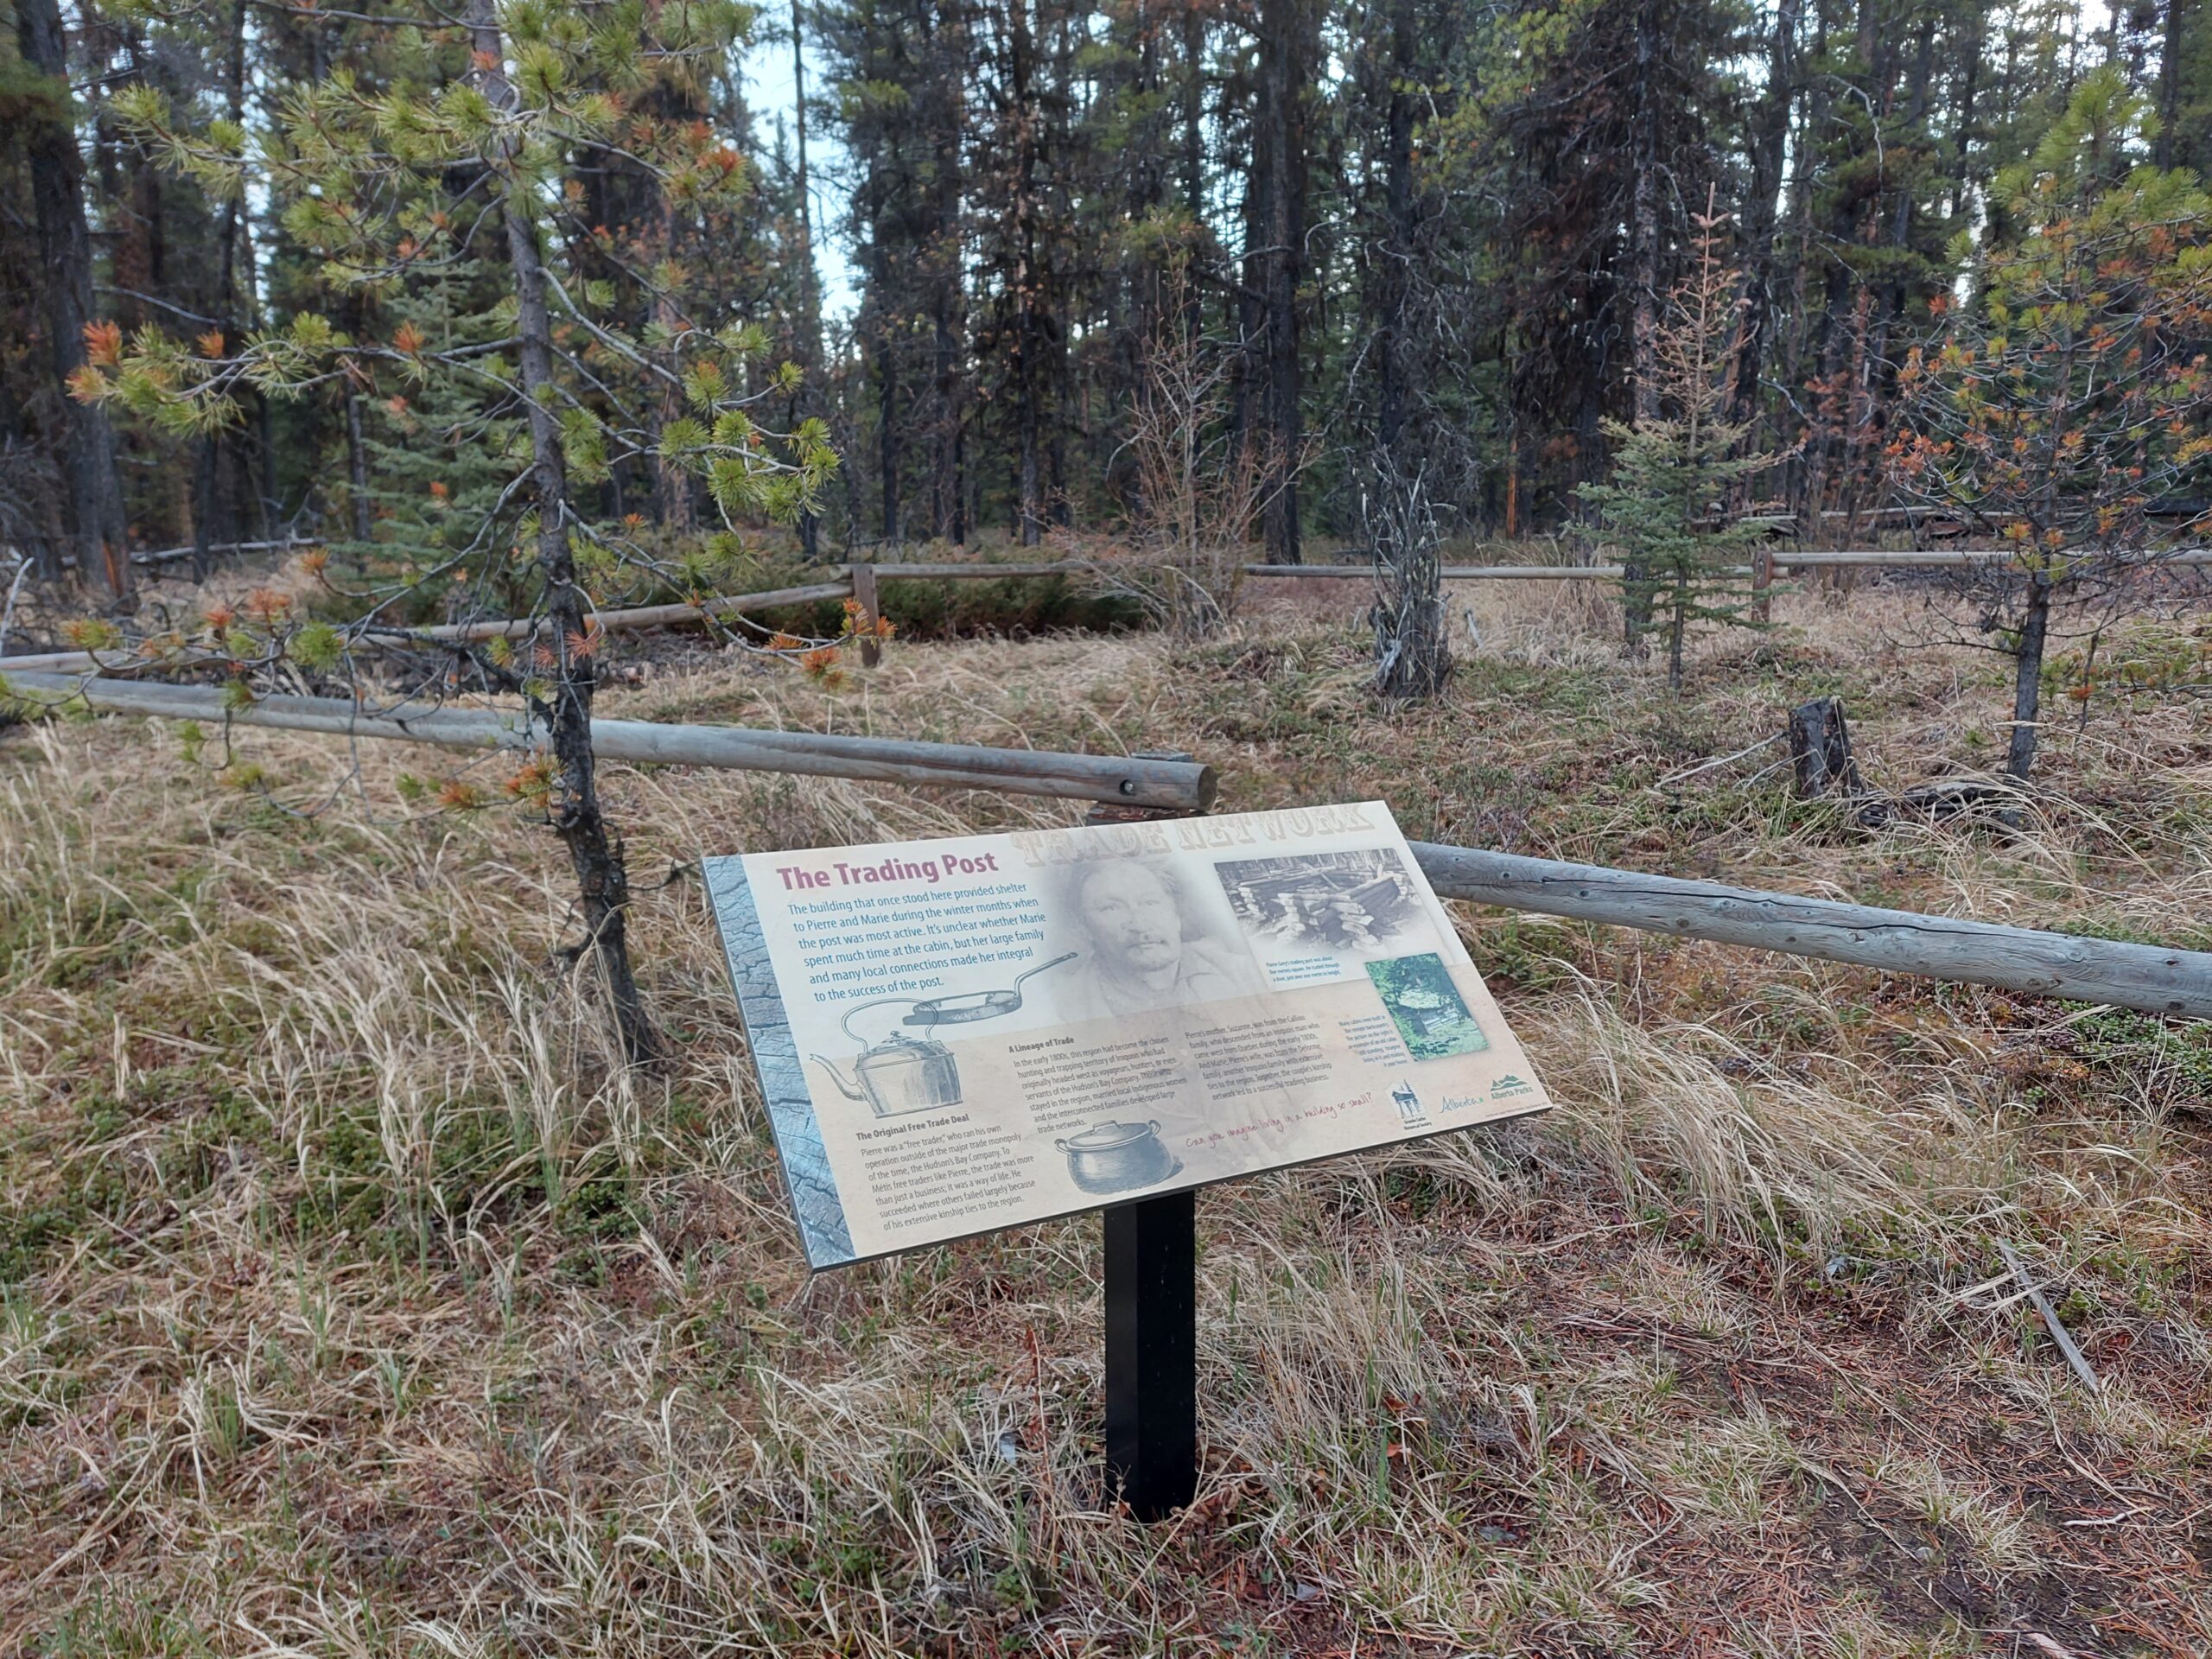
[{"left": 3, "top": 0, "right": 2207, "bottom": 571}]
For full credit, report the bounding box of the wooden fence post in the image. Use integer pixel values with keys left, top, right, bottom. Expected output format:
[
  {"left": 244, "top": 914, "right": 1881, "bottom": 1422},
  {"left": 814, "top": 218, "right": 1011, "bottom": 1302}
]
[{"left": 851, "top": 562, "right": 882, "bottom": 668}]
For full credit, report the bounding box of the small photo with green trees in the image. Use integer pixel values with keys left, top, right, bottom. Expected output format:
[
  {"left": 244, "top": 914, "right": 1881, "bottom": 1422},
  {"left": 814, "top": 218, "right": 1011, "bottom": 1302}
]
[{"left": 1364, "top": 954, "right": 1490, "bottom": 1059}]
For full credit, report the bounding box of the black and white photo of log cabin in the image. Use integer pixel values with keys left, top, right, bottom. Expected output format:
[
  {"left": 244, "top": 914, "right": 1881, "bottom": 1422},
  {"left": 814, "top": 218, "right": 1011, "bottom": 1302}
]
[{"left": 1212, "top": 849, "right": 1421, "bottom": 956}]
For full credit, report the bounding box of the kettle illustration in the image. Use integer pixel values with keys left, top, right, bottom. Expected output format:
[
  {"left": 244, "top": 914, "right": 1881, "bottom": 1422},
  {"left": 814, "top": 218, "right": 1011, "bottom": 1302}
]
[
  {"left": 812, "top": 1030, "right": 964, "bottom": 1116},
  {"left": 809, "top": 952, "right": 1074, "bottom": 1118}
]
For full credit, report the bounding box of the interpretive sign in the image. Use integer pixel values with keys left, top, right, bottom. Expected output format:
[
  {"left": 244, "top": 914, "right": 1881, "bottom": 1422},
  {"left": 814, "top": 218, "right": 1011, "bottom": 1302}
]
[{"left": 704, "top": 801, "right": 1552, "bottom": 1268}]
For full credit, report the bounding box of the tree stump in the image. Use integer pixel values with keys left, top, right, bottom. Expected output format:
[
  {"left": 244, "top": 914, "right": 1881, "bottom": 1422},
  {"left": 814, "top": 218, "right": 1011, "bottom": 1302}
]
[{"left": 1788, "top": 696, "right": 1862, "bottom": 798}]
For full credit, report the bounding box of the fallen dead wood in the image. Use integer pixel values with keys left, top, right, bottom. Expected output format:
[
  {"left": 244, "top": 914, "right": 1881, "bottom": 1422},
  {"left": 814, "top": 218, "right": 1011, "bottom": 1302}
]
[
  {"left": 854, "top": 561, "right": 1095, "bottom": 580},
  {"left": 371, "top": 579, "right": 854, "bottom": 645},
  {"left": 0, "top": 579, "right": 856, "bottom": 675},
  {"left": 1996, "top": 1241, "right": 2101, "bottom": 1395}
]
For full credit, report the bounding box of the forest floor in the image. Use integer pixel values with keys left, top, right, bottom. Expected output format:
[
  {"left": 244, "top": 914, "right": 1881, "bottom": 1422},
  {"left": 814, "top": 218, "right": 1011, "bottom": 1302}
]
[{"left": 3, "top": 567, "right": 2210, "bottom": 1656}]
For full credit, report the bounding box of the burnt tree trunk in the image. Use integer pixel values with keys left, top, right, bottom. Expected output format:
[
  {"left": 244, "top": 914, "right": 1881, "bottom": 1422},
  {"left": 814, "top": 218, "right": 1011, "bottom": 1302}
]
[
  {"left": 1788, "top": 696, "right": 1862, "bottom": 797},
  {"left": 18, "top": 0, "right": 130, "bottom": 596},
  {"left": 471, "top": 0, "right": 658, "bottom": 1065}
]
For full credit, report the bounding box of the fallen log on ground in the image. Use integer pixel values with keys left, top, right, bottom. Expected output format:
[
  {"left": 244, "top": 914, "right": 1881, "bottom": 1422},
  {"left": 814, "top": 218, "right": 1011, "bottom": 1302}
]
[
  {"left": 374, "top": 580, "right": 855, "bottom": 645},
  {"left": 0, "top": 579, "right": 856, "bottom": 675}
]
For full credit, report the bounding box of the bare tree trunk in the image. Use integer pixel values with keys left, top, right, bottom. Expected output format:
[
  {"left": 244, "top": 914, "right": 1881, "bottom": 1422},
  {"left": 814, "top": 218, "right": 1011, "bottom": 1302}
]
[
  {"left": 1731, "top": 0, "right": 1798, "bottom": 430},
  {"left": 649, "top": 160, "right": 696, "bottom": 537},
  {"left": 791, "top": 0, "right": 823, "bottom": 560},
  {"left": 934, "top": 305, "right": 964, "bottom": 541},
  {"left": 1256, "top": 0, "right": 1304, "bottom": 564},
  {"left": 2005, "top": 569, "right": 2052, "bottom": 785},
  {"left": 194, "top": 0, "right": 251, "bottom": 583},
  {"left": 470, "top": 0, "right": 658, "bottom": 1065},
  {"left": 2156, "top": 0, "right": 2186, "bottom": 171},
  {"left": 876, "top": 324, "right": 901, "bottom": 543},
  {"left": 1629, "top": 0, "right": 1661, "bottom": 429},
  {"left": 1008, "top": 0, "right": 1046, "bottom": 548},
  {"left": 344, "top": 386, "right": 373, "bottom": 544},
  {"left": 1621, "top": 0, "right": 1661, "bottom": 649},
  {"left": 1370, "top": 463, "right": 1450, "bottom": 699},
  {"left": 1018, "top": 395, "right": 1043, "bottom": 545},
  {"left": 18, "top": 0, "right": 130, "bottom": 597},
  {"left": 1375, "top": 0, "right": 1416, "bottom": 455},
  {"left": 1230, "top": 79, "right": 1262, "bottom": 467},
  {"left": 1951, "top": 4, "right": 1982, "bottom": 218},
  {"left": 1180, "top": 0, "right": 1205, "bottom": 230},
  {"left": 928, "top": 15, "right": 966, "bottom": 546}
]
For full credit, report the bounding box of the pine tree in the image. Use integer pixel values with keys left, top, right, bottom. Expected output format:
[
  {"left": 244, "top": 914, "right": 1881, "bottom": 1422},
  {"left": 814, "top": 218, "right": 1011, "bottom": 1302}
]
[
  {"left": 74, "top": 0, "right": 836, "bottom": 1063},
  {"left": 1579, "top": 203, "right": 1775, "bottom": 691},
  {"left": 1891, "top": 67, "right": 2212, "bottom": 784},
  {"left": 329, "top": 260, "right": 521, "bottom": 610}
]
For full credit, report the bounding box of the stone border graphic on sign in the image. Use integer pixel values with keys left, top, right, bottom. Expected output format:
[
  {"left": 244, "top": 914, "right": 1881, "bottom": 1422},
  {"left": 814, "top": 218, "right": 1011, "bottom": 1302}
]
[{"left": 703, "top": 860, "right": 856, "bottom": 1263}]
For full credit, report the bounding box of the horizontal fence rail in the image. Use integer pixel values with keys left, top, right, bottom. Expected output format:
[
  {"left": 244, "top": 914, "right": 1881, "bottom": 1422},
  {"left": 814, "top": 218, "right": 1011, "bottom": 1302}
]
[
  {"left": 1409, "top": 842, "right": 2212, "bottom": 1020},
  {"left": 0, "top": 671, "right": 1216, "bottom": 811},
  {"left": 5, "top": 668, "right": 2204, "bottom": 1019},
  {"left": 853, "top": 561, "right": 1096, "bottom": 581},
  {"left": 1244, "top": 550, "right": 2212, "bottom": 581}
]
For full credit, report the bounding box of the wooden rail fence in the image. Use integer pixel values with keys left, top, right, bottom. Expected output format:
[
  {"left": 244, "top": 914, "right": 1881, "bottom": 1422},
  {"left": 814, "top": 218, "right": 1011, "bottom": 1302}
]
[
  {"left": 7, "top": 668, "right": 2207, "bottom": 1020},
  {"left": 0, "top": 671, "right": 1209, "bottom": 810},
  {"left": 9, "top": 548, "right": 2208, "bottom": 677}
]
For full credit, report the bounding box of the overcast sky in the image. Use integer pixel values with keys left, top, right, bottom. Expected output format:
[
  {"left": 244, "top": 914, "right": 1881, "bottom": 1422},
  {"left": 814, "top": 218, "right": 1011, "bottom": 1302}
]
[{"left": 742, "top": 27, "right": 861, "bottom": 321}]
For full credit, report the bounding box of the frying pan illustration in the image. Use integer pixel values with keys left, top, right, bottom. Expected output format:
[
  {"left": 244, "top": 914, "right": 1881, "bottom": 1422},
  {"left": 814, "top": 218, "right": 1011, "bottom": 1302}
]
[
  {"left": 830, "top": 950, "right": 1077, "bottom": 1043},
  {"left": 901, "top": 952, "right": 1077, "bottom": 1025}
]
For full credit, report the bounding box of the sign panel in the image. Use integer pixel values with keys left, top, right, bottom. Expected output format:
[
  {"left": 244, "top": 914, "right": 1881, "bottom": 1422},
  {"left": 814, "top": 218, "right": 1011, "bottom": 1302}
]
[{"left": 704, "top": 802, "right": 1552, "bottom": 1268}]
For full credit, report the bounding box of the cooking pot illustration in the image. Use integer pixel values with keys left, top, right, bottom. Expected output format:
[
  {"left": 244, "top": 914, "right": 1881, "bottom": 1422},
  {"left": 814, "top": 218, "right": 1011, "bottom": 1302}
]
[
  {"left": 810, "top": 953, "right": 1074, "bottom": 1118},
  {"left": 1055, "top": 1119, "right": 1184, "bottom": 1196}
]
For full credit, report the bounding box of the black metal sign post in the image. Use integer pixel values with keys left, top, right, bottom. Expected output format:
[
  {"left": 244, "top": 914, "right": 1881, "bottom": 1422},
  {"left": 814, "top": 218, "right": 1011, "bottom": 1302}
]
[
  {"left": 1091, "top": 763, "right": 1202, "bottom": 1522},
  {"left": 1103, "top": 1188, "right": 1198, "bottom": 1519}
]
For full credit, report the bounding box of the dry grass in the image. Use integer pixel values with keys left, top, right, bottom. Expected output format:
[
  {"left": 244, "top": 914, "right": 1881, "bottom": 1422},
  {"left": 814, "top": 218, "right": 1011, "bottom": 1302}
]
[{"left": 2, "top": 575, "right": 2209, "bottom": 1656}]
